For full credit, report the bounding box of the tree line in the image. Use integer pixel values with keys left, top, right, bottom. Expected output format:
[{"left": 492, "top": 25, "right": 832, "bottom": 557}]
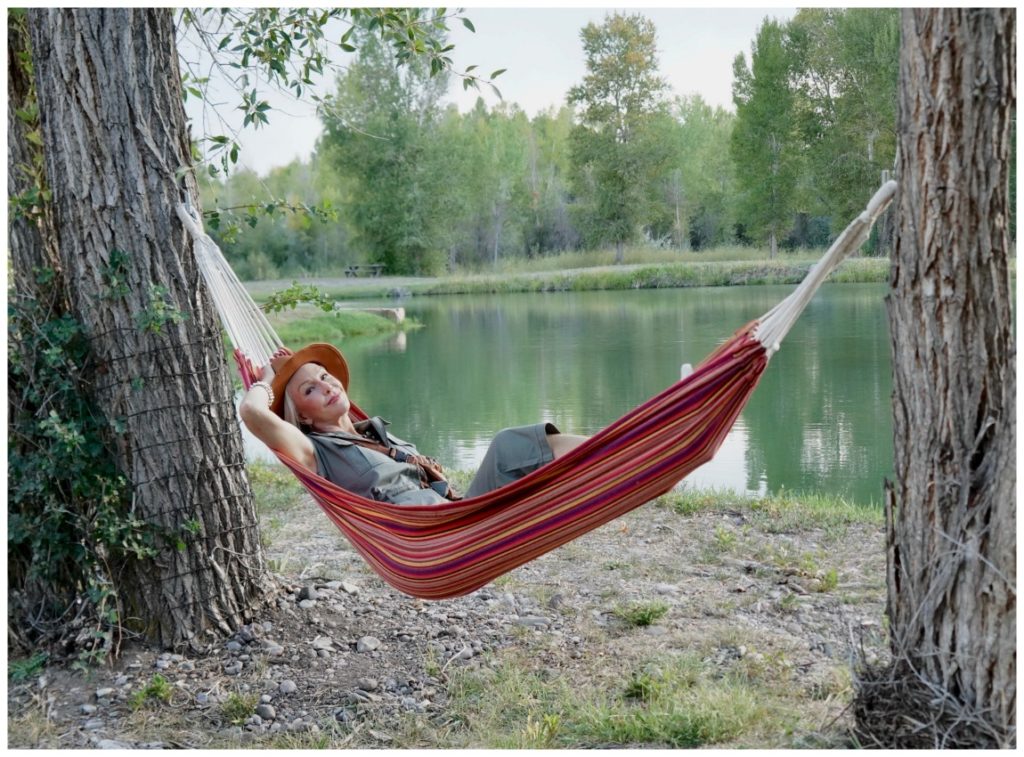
[{"left": 201, "top": 9, "right": 907, "bottom": 278}]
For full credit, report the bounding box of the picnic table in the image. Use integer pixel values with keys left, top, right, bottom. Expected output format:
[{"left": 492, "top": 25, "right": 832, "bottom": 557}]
[{"left": 344, "top": 264, "right": 385, "bottom": 278}]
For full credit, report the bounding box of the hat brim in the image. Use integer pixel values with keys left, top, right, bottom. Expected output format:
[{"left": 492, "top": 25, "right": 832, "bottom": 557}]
[{"left": 268, "top": 343, "right": 350, "bottom": 418}]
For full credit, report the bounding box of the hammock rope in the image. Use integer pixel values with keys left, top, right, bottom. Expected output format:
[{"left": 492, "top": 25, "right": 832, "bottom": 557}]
[{"left": 178, "top": 180, "right": 896, "bottom": 599}]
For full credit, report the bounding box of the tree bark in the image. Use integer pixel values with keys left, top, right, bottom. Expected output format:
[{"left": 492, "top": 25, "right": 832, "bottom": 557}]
[
  {"left": 861, "top": 8, "right": 1015, "bottom": 747},
  {"left": 27, "top": 8, "right": 268, "bottom": 650}
]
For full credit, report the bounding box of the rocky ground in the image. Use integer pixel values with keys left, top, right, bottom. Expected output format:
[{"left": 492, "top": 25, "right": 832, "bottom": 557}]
[{"left": 8, "top": 490, "right": 888, "bottom": 749}]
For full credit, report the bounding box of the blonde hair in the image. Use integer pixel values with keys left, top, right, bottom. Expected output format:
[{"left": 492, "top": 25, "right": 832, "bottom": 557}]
[{"left": 282, "top": 391, "right": 310, "bottom": 432}]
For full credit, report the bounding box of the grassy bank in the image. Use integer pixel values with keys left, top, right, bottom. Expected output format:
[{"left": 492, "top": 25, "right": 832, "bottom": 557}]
[
  {"left": 266, "top": 305, "right": 415, "bottom": 345},
  {"left": 420, "top": 257, "right": 890, "bottom": 297},
  {"left": 250, "top": 256, "right": 891, "bottom": 302}
]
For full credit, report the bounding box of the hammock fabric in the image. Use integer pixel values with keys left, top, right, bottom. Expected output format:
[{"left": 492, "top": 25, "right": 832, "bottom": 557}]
[{"left": 181, "top": 181, "right": 897, "bottom": 600}]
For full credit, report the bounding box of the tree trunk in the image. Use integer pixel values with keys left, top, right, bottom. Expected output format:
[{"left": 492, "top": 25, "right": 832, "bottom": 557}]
[
  {"left": 614, "top": 239, "right": 624, "bottom": 264},
  {"left": 768, "top": 229, "right": 777, "bottom": 259},
  {"left": 857, "top": 8, "right": 1015, "bottom": 748},
  {"left": 27, "top": 8, "right": 268, "bottom": 650},
  {"left": 7, "top": 11, "right": 59, "bottom": 297}
]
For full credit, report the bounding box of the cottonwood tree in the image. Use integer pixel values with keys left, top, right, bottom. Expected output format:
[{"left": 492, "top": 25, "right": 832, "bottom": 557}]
[
  {"left": 10, "top": 7, "right": 474, "bottom": 654},
  {"left": 855, "top": 8, "right": 1015, "bottom": 748},
  {"left": 568, "top": 12, "right": 670, "bottom": 264},
  {"left": 730, "top": 18, "right": 801, "bottom": 258}
]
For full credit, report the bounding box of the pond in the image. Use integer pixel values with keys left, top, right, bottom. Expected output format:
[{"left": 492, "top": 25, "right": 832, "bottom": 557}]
[{"left": 243, "top": 283, "right": 894, "bottom": 505}]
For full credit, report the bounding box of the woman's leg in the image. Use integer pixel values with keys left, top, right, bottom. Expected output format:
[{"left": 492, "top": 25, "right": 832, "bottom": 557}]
[{"left": 547, "top": 432, "right": 588, "bottom": 459}]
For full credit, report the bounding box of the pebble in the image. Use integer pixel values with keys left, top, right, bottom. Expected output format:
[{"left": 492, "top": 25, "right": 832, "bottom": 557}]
[
  {"left": 312, "top": 636, "right": 334, "bottom": 651},
  {"left": 260, "top": 694, "right": 273, "bottom": 704},
  {"left": 279, "top": 680, "right": 297, "bottom": 695},
  {"left": 514, "top": 616, "right": 549, "bottom": 628},
  {"left": 195, "top": 693, "right": 210, "bottom": 706},
  {"left": 341, "top": 582, "right": 360, "bottom": 595},
  {"left": 356, "top": 636, "right": 381, "bottom": 652},
  {"left": 298, "top": 600, "right": 316, "bottom": 610},
  {"left": 356, "top": 678, "right": 379, "bottom": 692},
  {"left": 263, "top": 642, "right": 285, "bottom": 656},
  {"left": 95, "top": 688, "right": 115, "bottom": 700},
  {"left": 81, "top": 704, "right": 98, "bottom": 715},
  {"left": 84, "top": 719, "right": 105, "bottom": 731},
  {"left": 224, "top": 662, "right": 243, "bottom": 676},
  {"left": 226, "top": 641, "right": 243, "bottom": 652},
  {"left": 96, "top": 739, "right": 130, "bottom": 749},
  {"left": 299, "top": 585, "right": 319, "bottom": 601},
  {"left": 255, "top": 704, "right": 276, "bottom": 720}
]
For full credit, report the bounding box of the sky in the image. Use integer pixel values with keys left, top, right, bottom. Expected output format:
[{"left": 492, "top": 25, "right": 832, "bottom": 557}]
[{"left": 185, "top": 6, "right": 797, "bottom": 177}]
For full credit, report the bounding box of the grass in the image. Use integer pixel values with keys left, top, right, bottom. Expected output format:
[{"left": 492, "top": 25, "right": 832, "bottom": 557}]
[
  {"left": 9, "top": 652, "right": 48, "bottom": 682},
  {"left": 662, "top": 487, "right": 883, "bottom": 532},
  {"left": 613, "top": 601, "right": 670, "bottom": 628},
  {"left": 129, "top": 673, "right": 173, "bottom": 710},
  {"left": 222, "top": 692, "right": 259, "bottom": 726},
  {"left": 440, "top": 650, "right": 794, "bottom": 748},
  {"left": 265, "top": 304, "right": 414, "bottom": 345},
  {"left": 243, "top": 245, "right": 892, "bottom": 301}
]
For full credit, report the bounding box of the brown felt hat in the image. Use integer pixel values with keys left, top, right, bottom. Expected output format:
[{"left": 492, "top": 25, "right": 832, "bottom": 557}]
[{"left": 268, "top": 343, "right": 350, "bottom": 418}]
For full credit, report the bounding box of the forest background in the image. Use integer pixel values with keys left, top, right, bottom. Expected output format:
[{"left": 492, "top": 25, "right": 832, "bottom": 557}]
[{"left": 198, "top": 8, "right": 978, "bottom": 281}]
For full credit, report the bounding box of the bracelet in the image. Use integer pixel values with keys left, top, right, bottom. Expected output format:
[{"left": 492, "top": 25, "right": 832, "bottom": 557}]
[{"left": 250, "top": 381, "right": 275, "bottom": 408}]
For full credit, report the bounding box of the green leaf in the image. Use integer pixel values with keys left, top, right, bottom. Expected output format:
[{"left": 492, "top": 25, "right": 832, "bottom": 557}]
[
  {"left": 461, "top": 17, "right": 475, "bottom": 33},
  {"left": 490, "top": 68, "right": 506, "bottom": 79}
]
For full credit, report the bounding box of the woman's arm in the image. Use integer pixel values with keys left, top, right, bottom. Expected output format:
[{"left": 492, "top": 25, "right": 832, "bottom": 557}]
[{"left": 239, "top": 355, "right": 316, "bottom": 472}]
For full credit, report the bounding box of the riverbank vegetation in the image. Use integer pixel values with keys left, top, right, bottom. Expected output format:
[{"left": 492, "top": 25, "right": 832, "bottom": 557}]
[{"left": 198, "top": 9, "right": 932, "bottom": 282}]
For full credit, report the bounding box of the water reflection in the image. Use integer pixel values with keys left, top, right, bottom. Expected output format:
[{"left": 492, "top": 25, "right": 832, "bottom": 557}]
[{"left": 241, "top": 285, "right": 894, "bottom": 505}]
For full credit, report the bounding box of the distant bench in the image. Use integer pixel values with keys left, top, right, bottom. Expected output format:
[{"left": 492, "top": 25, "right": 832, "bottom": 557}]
[{"left": 344, "top": 264, "right": 385, "bottom": 278}]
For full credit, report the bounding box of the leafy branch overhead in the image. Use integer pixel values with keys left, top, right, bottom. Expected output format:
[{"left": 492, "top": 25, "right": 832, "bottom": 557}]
[{"left": 178, "top": 7, "right": 505, "bottom": 180}]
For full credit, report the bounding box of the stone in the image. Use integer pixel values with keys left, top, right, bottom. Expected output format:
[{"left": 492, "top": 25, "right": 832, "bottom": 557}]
[
  {"left": 356, "top": 678, "right": 379, "bottom": 692},
  {"left": 226, "top": 641, "right": 243, "bottom": 652},
  {"left": 84, "top": 719, "right": 105, "bottom": 731},
  {"left": 96, "top": 740, "right": 130, "bottom": 749},
  {"left": 299, "top": 585, "right": 319, "bottom": 601},
  {"left": 95, "top": 688, "right": 116, "bottom": 700},
  {"left": 341, "top": 581, "right": 360, "bottom": 595},
  {"left": 81, "top": 704, "right": 98, "bottom": 715},
  {"left": 255, "top": 704, "right": 276, "bottom": 720},
  {"left": 312, "top": 636, "right": 334, "bottom": 651},
  {"left": 298, "top": 600, "right": 316, "bottom": 610},
  {"left": 356, "top": 636, "right": 380, "bottom": 653},
  {"left": 224, "top": 662, "right": 243, "bottom": 676},
  {"left": 279, "top": 680, "right": 298, "bottom": 695},
  {"left": 514, "top": 616, "right": 549, "bottom": 628}
]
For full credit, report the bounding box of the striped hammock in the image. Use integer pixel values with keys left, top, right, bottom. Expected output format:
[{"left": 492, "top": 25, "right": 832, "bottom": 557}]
[{"left": 178, "top": 181, "right": 896, "bottom": 599}]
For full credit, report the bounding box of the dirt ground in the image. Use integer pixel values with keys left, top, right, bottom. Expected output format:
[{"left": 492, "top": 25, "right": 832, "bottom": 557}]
[{"left": 8, "top": 489, "right": 888, "bottom": 749}]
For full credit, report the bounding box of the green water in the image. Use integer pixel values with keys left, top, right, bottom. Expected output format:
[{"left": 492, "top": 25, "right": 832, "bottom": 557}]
[{"left": 246, "top": 283, "right": 895, "bottom": 505}]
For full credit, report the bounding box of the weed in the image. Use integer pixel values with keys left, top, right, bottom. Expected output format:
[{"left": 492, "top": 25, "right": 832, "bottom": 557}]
[
  {"left": 523, "top": 712, "right": 562, "bottom": 748},
  {"left": 9, "top": 652, "right": 48, "bottom": 682},
  {"left": 222, "top": 692, "right": 258, "bottom": 725},
  {"left": 819, "top": 568, "right": 840, "bottom": 592},
  {"left": 614, "top": 601, "right": 669, "bottom": 628},
  {"left": 778, "top": 593, "right": 800, "bottom": 614},
  {"left": 713, "top": 525, "right": 738, "bottom": 551},
  {"left": 129, "top": 673, "right": 173, "bottom": 710}
]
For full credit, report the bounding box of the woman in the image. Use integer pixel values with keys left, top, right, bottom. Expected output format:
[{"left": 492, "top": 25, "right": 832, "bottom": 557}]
[{"left": 240, "top": 343, "right": 587, "bottom": 505}]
